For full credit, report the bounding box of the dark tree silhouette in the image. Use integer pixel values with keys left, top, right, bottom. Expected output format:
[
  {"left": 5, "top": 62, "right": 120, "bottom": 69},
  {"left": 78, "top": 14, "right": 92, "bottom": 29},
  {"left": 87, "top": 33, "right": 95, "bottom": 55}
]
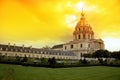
[
  {"left": 92, "top": 50, "right": 110, "bottom": 58},
  {"left": 22, "top": 56, "right": 28, "bottom": 62},
  {"left": 111, "top": 51, "right": 120, "bottom": 60},
  {"left": 48, "top": 57, "right": 56, "bottom": 65},
  {"left": 82, "top": 58, "right": 88, "bottom": 64}
]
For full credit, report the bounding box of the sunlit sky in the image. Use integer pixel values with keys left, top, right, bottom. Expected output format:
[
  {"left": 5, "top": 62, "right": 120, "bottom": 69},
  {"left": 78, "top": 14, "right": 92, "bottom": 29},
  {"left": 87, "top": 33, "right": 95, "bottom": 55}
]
[{"left": 0, "top": 0, "right": 120, "bottom": 51}]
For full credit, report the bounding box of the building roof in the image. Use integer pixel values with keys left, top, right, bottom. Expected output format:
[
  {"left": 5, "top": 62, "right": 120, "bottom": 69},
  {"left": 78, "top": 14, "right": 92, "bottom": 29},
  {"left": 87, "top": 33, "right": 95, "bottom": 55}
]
[
  {"left": 0, "top": 44, "right": 75, "bottom": 56},
  {"left": 52, "top": 44, "right": 63, "bottom": 49}
]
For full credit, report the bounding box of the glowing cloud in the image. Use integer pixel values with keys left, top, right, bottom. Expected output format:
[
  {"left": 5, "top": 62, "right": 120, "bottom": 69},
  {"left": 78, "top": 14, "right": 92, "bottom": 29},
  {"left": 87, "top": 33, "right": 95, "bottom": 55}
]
[{"left": 0, "top": 0, "right": 120, "bottom": 51}]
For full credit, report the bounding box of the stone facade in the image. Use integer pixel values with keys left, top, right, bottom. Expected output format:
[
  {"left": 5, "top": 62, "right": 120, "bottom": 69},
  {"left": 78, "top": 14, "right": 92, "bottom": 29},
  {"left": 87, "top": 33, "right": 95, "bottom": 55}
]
[
  {"left": 0, "top": 12, "right": 104, "bottom": 60},
  {"left": 0, "top": 44, "right": 76, "bottom": 59},
  {"left": 53, "top": 12, "right": 104, "bottom": 59}
]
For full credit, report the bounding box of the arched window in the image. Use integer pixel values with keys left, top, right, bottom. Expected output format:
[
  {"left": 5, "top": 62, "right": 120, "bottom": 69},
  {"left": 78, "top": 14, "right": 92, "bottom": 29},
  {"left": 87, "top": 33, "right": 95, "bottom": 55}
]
[
  {"left": 80, "top": 44, "right": 82, "bottom": 48},
  {"left": 78, "top": 35, "right": 80, "bottom": 39},
  {"left": 83, "top": 34, "right": 85, "bottom": 39}
]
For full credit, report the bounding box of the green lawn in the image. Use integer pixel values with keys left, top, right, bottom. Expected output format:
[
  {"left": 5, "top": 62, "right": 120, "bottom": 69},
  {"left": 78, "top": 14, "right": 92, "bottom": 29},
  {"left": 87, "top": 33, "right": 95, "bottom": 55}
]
[{"left": 0, "top": 64, "right": 120, "bottom": 80}]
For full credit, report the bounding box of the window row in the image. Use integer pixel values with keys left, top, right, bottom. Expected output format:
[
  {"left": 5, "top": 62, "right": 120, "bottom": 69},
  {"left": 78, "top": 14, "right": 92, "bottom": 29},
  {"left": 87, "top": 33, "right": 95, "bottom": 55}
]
[
  {"left": 0, "top": 49, "right": 74, "bottom": 56},
  {"left": 0, "top": 53, "right": 74, "bottom": 57},
  {"left": 65, "top": 44, "right": 91, "bottom": 49}
]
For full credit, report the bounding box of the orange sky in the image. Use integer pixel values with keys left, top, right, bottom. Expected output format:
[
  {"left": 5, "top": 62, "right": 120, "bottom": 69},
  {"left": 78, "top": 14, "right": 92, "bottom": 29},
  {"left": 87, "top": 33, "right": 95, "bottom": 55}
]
[{"left": 0, "top": 0, "right": 120, "bottom": 51}]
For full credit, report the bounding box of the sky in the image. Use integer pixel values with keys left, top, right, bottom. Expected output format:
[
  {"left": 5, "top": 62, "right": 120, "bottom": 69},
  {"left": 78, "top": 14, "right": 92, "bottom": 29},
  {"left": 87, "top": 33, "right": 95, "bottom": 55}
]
[{"left": 0, "top": 0, "right": 120, "bottom": 51}]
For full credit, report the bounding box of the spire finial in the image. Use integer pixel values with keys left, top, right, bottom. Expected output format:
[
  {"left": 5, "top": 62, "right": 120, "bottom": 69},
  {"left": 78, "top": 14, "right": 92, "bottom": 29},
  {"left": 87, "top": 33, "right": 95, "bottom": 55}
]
[
  {"left": 82, "top": 8, "right": 83, "bottom": 12},
  {"left": 81, "top": 8, "right": 84, "bottom": 17}
]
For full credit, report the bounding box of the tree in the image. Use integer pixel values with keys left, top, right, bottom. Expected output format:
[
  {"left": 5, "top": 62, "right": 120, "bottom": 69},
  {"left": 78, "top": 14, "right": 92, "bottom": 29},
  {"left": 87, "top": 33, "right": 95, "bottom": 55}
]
[
  {"left": 22, "top": 56, "right": 28, "bottom": 62},
  {"left": 0, "top": 53, "right": 2, "bottom": 61},
  {"left": 48, "top": 57, "right": 56, "bottom": 65},
  {"left": 98, "top": 58, "right": 104, "bottom": 64},
  {"left": 83, "top": 54, "right": 92, "bottom": 58},
  {"left": 51, "top": 57, "right": 56, "bottom": 65},
  {"left": 111, "top": 51, "right": 120, "bottom": 60},
  {"left": 92, "top": 50, "right": 110, "bottom": 58},
  {"left": 15, "top": 56, "right": 21, "bottom": 62},
  {"left": 102, "top": 50, "right": 110, "bottom": 58},
  {"left": 40, "top": 58, "right": 48, "bottom": 64},
  {"left": 82, "top": 58, "right": 88, "bottom": 64}
]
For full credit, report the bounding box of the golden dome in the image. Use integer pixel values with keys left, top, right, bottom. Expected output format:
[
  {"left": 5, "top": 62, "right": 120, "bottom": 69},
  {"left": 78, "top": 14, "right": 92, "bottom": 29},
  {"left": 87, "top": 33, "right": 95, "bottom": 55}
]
[{"left": 73, "top": 12, "right": 94, "bottom": 40}]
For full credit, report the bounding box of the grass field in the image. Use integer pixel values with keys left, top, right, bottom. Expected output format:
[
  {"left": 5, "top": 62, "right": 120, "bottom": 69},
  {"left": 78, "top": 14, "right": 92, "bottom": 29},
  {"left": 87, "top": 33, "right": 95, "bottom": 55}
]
[{"left": 0, "top": 64, "right": 120, "bottom": 80}]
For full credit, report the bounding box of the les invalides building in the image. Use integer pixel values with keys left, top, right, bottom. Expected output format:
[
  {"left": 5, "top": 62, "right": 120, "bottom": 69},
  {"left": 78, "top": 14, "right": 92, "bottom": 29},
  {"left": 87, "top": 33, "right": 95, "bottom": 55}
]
[
  {"left": 53, "top": 12, "right": 105, "bottom": 59},
  {"left": 0, "top": 12, "right": 104, "bottom": 60}
]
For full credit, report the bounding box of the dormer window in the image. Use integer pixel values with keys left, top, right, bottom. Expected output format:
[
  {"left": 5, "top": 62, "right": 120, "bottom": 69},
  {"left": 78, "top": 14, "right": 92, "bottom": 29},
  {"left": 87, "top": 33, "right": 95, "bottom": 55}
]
[
  {"left": 11, "top": 49, "right": 13, "bottom": 51},
  {"left": 37, "top": 51, "right": 39, "bottom": 53},
  {"left": 41, "top": 51, "right": 42, "bottom": 54},
  {"left": 0, "top": 48, "right": 2, "bottom": 50},
  {"left": 6, "top": 48, "right": 8, "bottom": 51},
  {"left": 16, "top": 49, "right": 18, "bottom": 52},
  {"left": 29, "top": 50, "right": 31, "bottom": 53},
  {"left": 20, "top": 49, "right": 22, "bottom": 52}
]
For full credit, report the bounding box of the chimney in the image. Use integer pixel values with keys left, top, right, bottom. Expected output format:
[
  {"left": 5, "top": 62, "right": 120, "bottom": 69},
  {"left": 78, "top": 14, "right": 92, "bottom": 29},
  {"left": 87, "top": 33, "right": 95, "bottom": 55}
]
[
  {"left": 22, "top": 44, "right": 24, "bottom": 48},
  {"left": 8, "top": 43, "right": 10, "bottom": 47},
  {"left": 13, "top": 43, "right": 16, "bottom": 47},
  {"left": 29, "top": 45, "right": 32, "bottom": 49}
]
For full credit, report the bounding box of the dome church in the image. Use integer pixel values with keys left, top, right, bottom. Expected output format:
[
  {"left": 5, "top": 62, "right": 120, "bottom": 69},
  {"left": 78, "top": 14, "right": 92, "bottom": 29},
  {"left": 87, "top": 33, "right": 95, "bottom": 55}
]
[
  {"left": 0, "top": 11, "right": 104, "bottom": 60},
  {"left": 53, "top": 12, "right": 104, "bottom": 59}
]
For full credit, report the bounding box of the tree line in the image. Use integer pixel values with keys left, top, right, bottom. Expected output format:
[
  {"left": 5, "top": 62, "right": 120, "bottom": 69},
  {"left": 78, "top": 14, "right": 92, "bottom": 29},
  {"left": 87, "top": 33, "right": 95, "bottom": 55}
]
[
  {"left": 0, "top": 49, "right": 120, "bottom": 67},
  {"left": 83, "top": 50, "right": 120, "bottom": 60}
]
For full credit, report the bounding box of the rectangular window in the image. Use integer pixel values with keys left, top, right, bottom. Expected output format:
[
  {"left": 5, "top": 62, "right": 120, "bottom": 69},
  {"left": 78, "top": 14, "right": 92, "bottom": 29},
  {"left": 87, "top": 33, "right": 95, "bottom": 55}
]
[
  {"left": 81, "top": 53, "right": 82, "bottom": 57},
  {"left": 80, "top": 44, "right": 82, "bottom": 48},
  {"left": 83, "top": 34, "right": 85, "bottom": 39},
  {"left": 65, "top": 46, "right": 67, "bottom": 49},
  {"left": 88, "top": 44, "right": 90, "bottom": 48},
  {"left": 78, "top": 35, "right": 80, "bottom": 39},
  {"left": 71, "top": 45, "right": 73, "bottom": 48}
]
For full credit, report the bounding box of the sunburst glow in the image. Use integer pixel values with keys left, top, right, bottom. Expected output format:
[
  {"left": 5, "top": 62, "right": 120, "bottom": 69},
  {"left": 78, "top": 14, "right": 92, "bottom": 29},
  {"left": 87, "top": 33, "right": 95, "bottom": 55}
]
[
  {"left": 0, "top": 0, "right": 120, "bottom": 51},
  {"left": 75, "top": 2, "right": 84, "bottom": 11}
]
